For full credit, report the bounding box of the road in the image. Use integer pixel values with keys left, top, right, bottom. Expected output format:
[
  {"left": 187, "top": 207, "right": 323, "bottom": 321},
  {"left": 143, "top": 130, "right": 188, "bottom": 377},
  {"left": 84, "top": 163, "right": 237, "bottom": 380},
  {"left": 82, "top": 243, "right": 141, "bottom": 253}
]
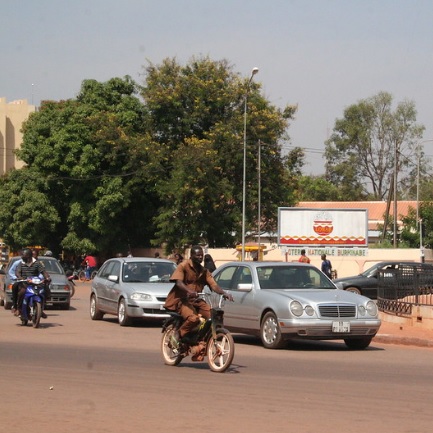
[{"left": 1, "top": 282, "right": 433, "bottom": 433}]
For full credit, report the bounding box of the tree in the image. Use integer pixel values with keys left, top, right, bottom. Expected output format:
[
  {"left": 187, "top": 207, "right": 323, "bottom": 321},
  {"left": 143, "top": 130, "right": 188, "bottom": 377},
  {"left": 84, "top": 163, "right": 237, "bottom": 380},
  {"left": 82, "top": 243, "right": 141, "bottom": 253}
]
[
  {"left": 141, "top": 57, "right": 298, "bottom": 250},
  {"left": 400, "top": 202, "right": 433, "bottom": 249},
  {"left": 0, "top": 168, "right": 60, "bottom": 250},
  {"left": 0, "top": 76, "right": 158, "bottom": 255},
  {"left": 0, "top": 59, "right": 301, "bottom": 256},
  {"left": 296, "top": 174, "right": 355, "bottom": 201},
  {"left": 325, "top": 92, "right": 424, "bottom": 200}
]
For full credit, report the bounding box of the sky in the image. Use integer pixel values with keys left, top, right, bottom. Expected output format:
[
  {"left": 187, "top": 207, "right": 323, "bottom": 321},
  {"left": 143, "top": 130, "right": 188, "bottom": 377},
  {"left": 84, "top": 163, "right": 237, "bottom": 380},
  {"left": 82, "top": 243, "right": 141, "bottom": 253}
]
[{"left": 2, "top": 0, "right": 432, "bottom": 174}]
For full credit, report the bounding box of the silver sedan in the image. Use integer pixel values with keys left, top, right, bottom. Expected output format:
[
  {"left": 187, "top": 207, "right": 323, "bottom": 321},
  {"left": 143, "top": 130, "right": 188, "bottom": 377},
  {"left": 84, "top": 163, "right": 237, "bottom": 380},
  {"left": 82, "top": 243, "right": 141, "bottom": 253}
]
[
  {"left": 211, "top": 261, "right": 381, "bottom": 349},
  {"left": 90, "top": 257, "right": 176, "bottom": 326}
]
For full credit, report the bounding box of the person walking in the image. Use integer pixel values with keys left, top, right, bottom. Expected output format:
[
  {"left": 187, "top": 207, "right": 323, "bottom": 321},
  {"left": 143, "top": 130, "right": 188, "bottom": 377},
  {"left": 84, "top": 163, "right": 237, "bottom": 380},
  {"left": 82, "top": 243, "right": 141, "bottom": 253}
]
[
  {"left": 204, "top": 254, "right": 216, "bottom": 273},
  {"left": 298, "top": 249, "right": 310, "bottom": 263},
  {"left": 321, "top": 254, "right": 333, "bottom": 278}
]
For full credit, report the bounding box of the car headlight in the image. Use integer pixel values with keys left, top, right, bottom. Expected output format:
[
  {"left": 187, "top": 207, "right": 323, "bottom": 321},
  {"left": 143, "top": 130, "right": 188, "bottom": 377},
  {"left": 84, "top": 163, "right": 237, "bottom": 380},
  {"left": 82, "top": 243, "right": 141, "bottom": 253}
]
[
  {"left": 290, "top": 301, "right": 304, "bottom": 317},
  {"left": 366, "top": 300, "right": 378, "bottom": 316},
  {"left": 130, "top": 293, "right": 152, "bottom": 301},
  {"left": 304, "top": 305, "right": 315, "bottom": 316}
]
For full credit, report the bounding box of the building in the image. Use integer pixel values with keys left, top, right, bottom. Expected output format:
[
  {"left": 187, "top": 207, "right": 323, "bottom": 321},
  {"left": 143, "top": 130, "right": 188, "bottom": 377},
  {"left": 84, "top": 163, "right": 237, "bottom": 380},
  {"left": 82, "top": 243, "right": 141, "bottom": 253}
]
[{"left": 0, "top": 97, "right": 36, "bottom": 175}]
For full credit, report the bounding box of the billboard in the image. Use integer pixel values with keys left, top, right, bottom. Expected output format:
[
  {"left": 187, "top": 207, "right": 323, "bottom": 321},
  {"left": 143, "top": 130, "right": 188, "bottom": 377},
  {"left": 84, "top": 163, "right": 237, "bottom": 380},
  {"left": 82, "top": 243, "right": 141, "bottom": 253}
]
[{"left": 278, "top": 208, "right": 368, "bottom": 248}]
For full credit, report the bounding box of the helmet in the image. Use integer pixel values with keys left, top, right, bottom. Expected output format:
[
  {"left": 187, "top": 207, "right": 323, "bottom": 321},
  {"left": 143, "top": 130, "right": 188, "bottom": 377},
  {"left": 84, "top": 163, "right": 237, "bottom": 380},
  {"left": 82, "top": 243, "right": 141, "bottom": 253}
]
[{"left": 45, "top": 250, "right": 53, "bottom": 256}]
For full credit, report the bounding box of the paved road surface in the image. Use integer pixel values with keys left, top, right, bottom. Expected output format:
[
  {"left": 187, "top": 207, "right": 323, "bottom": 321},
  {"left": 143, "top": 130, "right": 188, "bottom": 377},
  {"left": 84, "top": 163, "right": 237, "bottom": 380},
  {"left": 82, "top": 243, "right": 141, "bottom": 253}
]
[{"left": 1, "top": 282, "right": 433, "bottom": 433}]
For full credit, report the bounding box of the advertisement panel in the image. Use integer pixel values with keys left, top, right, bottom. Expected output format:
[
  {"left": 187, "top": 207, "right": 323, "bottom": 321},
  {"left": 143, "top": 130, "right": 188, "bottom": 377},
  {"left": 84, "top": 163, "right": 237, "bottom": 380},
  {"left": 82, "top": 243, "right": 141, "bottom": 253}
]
[{"left": 278, "top": 208, "right": 368, "bottom": 248}]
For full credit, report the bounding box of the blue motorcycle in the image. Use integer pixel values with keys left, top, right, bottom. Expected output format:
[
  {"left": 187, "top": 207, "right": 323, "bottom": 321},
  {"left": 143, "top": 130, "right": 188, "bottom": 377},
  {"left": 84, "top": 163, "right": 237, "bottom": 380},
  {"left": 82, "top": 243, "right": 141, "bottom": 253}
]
[{"left": 17, "top": 277, "right": 46, "bottom": 328}]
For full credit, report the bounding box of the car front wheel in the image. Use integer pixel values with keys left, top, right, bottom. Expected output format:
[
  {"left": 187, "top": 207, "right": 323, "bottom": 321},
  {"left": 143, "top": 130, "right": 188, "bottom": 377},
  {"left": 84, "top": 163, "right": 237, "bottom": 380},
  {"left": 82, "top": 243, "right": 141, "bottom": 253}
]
[
  {"left": 344, "top": 336, "right": 373, "bottom": 350},
  {"left": 345, "top": 286, "right": 361, "bottom": 295},
  {"left": 90, "top": 294, "right": 104, "bottom": 320},
  {"left": 118, "top": 298, "right": 132, "bottom": 326},
  {"left": 260, "top": 312, "right": 286, "bottom": 349}
]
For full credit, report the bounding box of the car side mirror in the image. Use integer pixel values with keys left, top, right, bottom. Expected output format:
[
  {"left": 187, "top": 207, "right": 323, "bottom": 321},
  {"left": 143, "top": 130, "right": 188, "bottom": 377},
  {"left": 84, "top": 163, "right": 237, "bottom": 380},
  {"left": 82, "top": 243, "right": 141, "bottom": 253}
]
[
  {"left": 108, "top": 275, "right": 118, "bottom": 282},
  {"left": 237, "top": 283, "right": 252, "bottom": 292}
]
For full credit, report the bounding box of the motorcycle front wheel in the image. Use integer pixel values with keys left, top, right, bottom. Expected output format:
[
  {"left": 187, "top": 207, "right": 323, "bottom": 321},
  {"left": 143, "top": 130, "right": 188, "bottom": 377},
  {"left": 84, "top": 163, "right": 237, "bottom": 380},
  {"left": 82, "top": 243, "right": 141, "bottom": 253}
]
[
  {"left": 207, "top": 328, "right": 235, "bottom": 373},
  {"left": 32, "top": 302, "right": 42, "bottom": 328},
  {"left": 161, "top": 324, "right": 183, "bottom": 366}
]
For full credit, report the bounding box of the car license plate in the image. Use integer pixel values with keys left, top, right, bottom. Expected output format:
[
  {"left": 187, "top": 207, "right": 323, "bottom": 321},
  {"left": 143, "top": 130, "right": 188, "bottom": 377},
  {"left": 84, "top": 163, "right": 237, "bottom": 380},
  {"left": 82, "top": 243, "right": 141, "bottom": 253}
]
[{"left": 332, "top": 321, "right": 350, "bottom": 333}]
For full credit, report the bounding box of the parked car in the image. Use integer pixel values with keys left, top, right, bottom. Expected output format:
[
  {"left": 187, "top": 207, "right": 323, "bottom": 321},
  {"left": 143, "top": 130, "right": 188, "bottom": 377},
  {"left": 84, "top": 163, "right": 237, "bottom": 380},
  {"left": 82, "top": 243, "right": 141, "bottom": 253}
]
[
  {"left": 209, "top": 261, "right": 381, "bottom": 350},
  {"left": 0, "top": 256, "right": 72, "bottom": 310},
  {"left": 90, "top": 257, "right": 177, "bottom": 326},
  {"left": 333, "top": 261, "right": 433, "bottom": 299}
]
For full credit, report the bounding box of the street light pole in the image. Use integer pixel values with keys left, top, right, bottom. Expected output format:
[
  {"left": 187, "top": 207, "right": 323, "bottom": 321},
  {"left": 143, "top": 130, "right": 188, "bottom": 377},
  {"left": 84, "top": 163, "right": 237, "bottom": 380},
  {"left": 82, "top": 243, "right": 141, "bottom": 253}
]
[
  {"left": 257, "top": 139, "right": 261, "bottom": 261},
  {"left": 241, "top": 67, "right": 259, "bottom": 261},
  {"left": 416, "top": 139, "right": 433, "bottom": 262}
]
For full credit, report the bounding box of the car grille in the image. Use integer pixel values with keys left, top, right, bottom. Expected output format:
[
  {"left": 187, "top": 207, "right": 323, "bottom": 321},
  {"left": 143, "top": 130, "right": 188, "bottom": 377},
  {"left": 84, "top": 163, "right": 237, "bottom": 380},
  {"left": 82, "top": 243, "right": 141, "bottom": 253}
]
[
  {"left": 318, "top": 304, "right": 356, "bottom": 318},
  {"left": 142, "top": 308, "right": 169, "bottom": 315}
]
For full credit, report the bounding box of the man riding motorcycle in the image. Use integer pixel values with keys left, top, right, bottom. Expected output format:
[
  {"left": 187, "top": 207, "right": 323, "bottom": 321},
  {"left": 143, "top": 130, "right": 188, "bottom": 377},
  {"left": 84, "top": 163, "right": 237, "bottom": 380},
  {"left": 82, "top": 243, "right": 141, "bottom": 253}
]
[
  {"left": 15, "top": 248, "right": 51, "bottom": 319},
  {"left": 164, "top": 245, "right": 233, "bottom": 342}
]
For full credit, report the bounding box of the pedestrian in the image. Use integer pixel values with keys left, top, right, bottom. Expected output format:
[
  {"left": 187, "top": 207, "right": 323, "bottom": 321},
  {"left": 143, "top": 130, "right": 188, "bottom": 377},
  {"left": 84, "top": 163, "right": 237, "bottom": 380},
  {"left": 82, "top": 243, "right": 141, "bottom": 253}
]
[
  {"left": 204, "top": 254, "right": 216, "bottom": 273},
  {"left": 298, "top": 249, "right": 310, "bottom": 263},
  {"left": 174, "top": 253, "right": 183, "bottom": 265},
  {"left": 321, "top": 254, "right": 333, "bottom": 278}
]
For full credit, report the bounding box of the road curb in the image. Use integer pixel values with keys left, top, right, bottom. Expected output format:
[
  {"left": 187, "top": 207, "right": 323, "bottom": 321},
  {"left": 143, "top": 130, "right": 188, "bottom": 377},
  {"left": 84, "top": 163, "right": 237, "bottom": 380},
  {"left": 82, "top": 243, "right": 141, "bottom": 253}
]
[{"left": 373, "top": 334, "right": 433, "bottom": 348}]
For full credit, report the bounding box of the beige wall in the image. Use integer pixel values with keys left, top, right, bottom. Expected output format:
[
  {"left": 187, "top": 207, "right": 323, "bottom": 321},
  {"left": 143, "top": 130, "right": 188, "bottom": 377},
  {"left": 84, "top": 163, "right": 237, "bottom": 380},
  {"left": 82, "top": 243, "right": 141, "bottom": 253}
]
[
  {"left": 133, "top": 246, "right": 431, "bottom": 278},
  {"left": 0, "top": 97, "right": 35, "bottom": 175}
]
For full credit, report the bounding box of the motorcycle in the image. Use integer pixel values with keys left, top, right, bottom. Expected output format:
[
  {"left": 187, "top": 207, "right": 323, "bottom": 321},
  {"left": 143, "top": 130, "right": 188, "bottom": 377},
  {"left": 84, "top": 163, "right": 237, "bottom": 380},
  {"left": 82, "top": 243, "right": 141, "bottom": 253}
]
[
  {"left": 161, "top": 293, "right": 235, "bottom": 372},
  {"left": 17, "top": 277, "right": 46, "bottom": 328}
]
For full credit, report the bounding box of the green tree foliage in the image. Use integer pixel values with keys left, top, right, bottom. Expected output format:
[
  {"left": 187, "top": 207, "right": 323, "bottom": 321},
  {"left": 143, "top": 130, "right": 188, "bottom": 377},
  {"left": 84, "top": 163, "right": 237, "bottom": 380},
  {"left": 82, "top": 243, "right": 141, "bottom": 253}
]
[
  {"left": 296, "top": 175, "right": 347, "bottom": 201},
  {"left": 0, "top": 59, "right": 300, "bottom": 255},
  {"left": 141, "top": 57, "right": 298, "bottom": 250},
  {"left": 0, "top": 76, "right": 157, "bottom": 255},
  {"left": 325, "top": 92, "right": 424, "bottom": 200},
  {"left": 400, "top": 202, "right": 433, "bottom": 249},
  {"left": 0, "top": 168, "right": 59, "bottom": 250}
]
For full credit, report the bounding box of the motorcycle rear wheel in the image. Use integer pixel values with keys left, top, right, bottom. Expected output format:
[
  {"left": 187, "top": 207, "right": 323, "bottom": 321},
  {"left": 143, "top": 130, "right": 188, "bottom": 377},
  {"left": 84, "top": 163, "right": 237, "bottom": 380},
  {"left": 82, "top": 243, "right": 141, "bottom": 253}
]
[
  {"left": 207, "top": 328, "right": 234, "bottom": 373},
  {"left": 161, "top": 325, "right": 183, "bottom": 366},
  {"left": 32, "top": 302, "right": 42, "bottom": 328}
]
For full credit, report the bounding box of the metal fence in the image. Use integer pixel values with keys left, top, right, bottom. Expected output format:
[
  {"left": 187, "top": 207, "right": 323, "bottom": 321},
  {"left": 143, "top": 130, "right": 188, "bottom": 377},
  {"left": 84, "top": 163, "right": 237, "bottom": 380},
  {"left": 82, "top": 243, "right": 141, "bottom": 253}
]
[{"left": 377, "top": 265, "right": 433, "bottom": 316}]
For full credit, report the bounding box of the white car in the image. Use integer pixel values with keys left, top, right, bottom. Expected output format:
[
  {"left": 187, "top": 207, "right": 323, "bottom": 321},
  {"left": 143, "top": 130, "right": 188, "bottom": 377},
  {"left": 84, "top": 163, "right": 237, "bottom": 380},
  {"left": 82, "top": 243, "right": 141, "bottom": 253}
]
[
  {"left": 90, "top": 257, "right": 176, "bottom": 326},
  {"left": 211, "top": 261, "right": 381, "bottom": 349}
]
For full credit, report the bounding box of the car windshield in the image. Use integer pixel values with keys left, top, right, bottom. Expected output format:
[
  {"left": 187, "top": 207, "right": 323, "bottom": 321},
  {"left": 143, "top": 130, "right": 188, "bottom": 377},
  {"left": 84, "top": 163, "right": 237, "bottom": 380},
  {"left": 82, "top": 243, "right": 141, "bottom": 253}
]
[
  {"left": 122, "top": 261, "right": 176, "bottom": 283},
  {"left": 257, "top": 265, "right": 335, "bottom": 290},
  {"left": 41, "top": 259, "right": 64, "bottom": 274},
  {"left": 361, "top": 263, "right": 394, "bottom": 278}
]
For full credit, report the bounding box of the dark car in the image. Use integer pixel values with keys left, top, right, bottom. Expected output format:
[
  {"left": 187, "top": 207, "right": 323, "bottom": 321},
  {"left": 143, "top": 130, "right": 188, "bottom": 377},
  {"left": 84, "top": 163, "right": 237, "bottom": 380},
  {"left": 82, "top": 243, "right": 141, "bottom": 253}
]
[
  {"left": 0, "top": 256, "right": 72, "bottom": 310},
  {"left": 333, "top": 261, "right": 433, "bottom": 299}
]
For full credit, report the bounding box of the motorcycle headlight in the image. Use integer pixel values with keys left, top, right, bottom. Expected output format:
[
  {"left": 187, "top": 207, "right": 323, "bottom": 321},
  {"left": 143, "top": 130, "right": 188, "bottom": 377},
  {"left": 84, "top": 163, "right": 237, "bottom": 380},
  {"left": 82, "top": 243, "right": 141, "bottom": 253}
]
[
  {"left": 130, "top": 293, "right": 152, "bottom": 301},
  {"left": 290, "top": 301, "right": 304, "bottom": 317}
]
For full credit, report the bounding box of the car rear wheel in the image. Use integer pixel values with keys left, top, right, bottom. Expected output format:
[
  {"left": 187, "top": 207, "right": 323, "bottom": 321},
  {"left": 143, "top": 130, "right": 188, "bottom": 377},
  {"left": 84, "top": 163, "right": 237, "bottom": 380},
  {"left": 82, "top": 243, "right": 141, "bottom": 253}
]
[
  {"left": 260, "top": 312, "right": 286, "bottom": 349},
  {"left": 344, "top": 336, "right": 373, "bottom": 350},
  {"left": 345, "top": 287, "right": 361, "bottom": 295},
  {"left": 90, "top": 294, "right": 104, "bottom": 320},
  {"left": 118, "top": 298, "right": 132, "bottom": 326}
]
